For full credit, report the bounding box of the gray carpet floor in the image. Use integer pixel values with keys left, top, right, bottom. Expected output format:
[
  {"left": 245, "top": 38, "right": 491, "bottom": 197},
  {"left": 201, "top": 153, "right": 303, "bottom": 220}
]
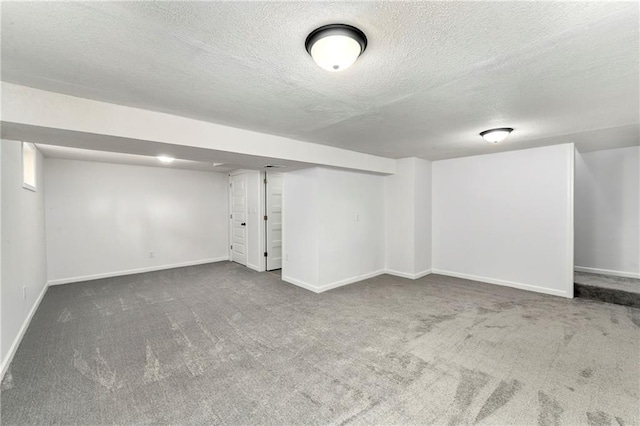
[
  {"left": 1, "top": 262, "right": 638, "bottom": 425},
  {"left": 574, "top": 271, "right": 640, "bottom": 294},
  {"left": 574, "top": 271, "right": 640, "bottom": 308}
]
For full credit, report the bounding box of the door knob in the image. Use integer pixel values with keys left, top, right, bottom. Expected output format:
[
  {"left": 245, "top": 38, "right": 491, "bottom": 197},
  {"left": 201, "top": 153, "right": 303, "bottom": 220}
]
[{"left": 241, "top": 222, "right": 246, "bottom": 226}]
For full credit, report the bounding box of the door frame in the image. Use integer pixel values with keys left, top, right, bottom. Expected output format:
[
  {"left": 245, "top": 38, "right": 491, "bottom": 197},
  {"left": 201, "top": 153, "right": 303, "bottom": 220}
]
[
  {"left": 228, "top": 171, "right": 248, "bottom": 266},
  {"left": 228, "top": 170, "right": 268, "bottom": 272},
  {"left": 264, "top": 171, "right": 284, "bottom": 271}
]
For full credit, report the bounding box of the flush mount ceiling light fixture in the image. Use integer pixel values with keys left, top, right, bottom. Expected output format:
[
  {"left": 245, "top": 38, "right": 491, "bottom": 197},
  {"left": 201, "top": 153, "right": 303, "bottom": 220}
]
[
  {"left": 157, "top": 155, "right": 175, "bottom": 164},
  {"left": 479, "top": 128, "right": 514, "bottom": 144},
  {"left": 305, "top": 24, "right": 367, "bottom": 72}
]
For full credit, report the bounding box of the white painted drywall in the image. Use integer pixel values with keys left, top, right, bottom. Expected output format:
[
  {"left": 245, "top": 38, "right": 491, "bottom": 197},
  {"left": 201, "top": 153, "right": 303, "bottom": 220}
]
[
  {"left": 384, "top": 158, "right": 432, "bottom": 278},
  {"left": 1, "top": 140, "right": 48, "bottom": 374},
  {"left": 316, "top": 168, "right": 385, "bottom": 289},
  {"left": 283, "top": 167, "right": 385, "bottom": 292},
  {"left": 432, "top": 144, "right": 575, "bottom": 297},
  {"left": 575, "top": 146, "right": 639, "bottom": 277},
  {"left": 2, "top": 83, "right": 396, "bottom": 175},
  {"left": 385, "top": 159, "right": 416, "bottom": 276},
  {"left": 414, "top": 158, "right": 432, "bottom": 275},
  {"left": 282, "top": 168, "right": 320, "bottom": 289},
  {"left": 44, "top": 159, "right": 229, "bottom": 284}
]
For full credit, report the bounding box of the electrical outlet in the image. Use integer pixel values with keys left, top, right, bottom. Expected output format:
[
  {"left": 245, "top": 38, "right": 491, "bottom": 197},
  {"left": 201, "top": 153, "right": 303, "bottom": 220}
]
[
  {"left": 149, "top": 251, "right": 155, "bottom": 258},
  {"left": 355, "top": 213, "right": 360, "bottom": 222},
  {"left": 22, "top": 286, "right": 27, "bottom": 300}
]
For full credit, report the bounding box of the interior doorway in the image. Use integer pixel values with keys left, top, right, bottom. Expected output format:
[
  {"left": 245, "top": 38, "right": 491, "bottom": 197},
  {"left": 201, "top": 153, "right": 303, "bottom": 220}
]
[
  {"left": 264, "top": 172, "right": 283, "bottom": 271},
  {"left": 229, "top": 172, "right": 247, "bottom": 266}
]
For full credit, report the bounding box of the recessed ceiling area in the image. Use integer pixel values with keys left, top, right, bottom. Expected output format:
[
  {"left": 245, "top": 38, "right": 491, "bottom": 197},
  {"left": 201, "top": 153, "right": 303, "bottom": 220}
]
[{"left": 2, "top": 2, "right": 638, "bottom": 160}]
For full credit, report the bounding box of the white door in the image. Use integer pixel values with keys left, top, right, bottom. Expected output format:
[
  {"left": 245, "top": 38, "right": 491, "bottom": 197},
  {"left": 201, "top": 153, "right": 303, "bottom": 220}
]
[
  {"left": 230, "top": 174, "right": 247, "bottom": 266},
  {"left": 265, "top": 172, "right": 283, "bottom": 270}
]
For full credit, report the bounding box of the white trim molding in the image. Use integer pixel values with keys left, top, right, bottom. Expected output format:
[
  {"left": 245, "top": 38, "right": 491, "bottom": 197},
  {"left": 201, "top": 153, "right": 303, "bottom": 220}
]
[
  {"left": 431, "top": 269, "right": 572, "bottom": 298},
  {"left": 48, "top": 257, "right": 229, "bottom": 286},
  {"left": 282, "top": 269, "right": 433, "bottom": 293},
  {"left": 246, "top": 263, "right": 263, "bottom": 273},
  {"left": 567, "top": 144, "right": 575, "bottom": 297},
  {"left": 1, "top": 282, "right": 49, "bottom": 380},
  {"left": 316, "top": 270, "right": 386, "bottom": 293},
  {"left": 575, "top": 266, "right": 640, "bottom": 279},
  {"left": 283, "top": 270, "right": 386, "bottom": 293},
  {"left": 281, "top": 275, "right": 324, "bottom": 293},
  {"left": 385, "top": 269, "right": 432, "bottom": 280}
]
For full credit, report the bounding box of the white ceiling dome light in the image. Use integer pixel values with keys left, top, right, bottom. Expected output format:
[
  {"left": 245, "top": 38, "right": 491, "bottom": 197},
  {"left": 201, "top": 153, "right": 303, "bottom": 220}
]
[
  {"left": 479, "top": 128, "right": 514, "bottom": 144},
  {"left": 305, "top": 24, "right": 367, "bottom": 72}
]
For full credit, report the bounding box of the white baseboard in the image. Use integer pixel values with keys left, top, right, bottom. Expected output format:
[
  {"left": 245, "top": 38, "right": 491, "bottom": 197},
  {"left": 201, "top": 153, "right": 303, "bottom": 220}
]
[
  {"left": 282, "top": 268, "right": 435, "bottom": 293},
  {"left": 281, "top": 275, "right": 323, "bottom": 293},
  {"left": 385, "top": 269, "right": 432, "bottom": 280},
  {"left": 246, "top": 263, "right": 265, "bottom": 273},
  {"left": 282, "top": 269, "right": 386, "bottom": 293},
  {"left": 575, "top": 266, "right": 640, "bottom": 279},
  {"left": 317, "top": 269, "right": 386, "bottom": 292},
  {"left": 47, "top": 257, "right": 229, "bottom": 286},
  {"left": 1, "top": 282, "right": 49, "bottom": 380},
  {"left": 431, "top": 269, "right": 572, "bottom": 298}
]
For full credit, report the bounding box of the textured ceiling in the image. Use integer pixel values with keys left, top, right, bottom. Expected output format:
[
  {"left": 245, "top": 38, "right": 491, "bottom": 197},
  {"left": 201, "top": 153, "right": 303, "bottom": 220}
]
[{"left": 2, "top": 2, "right": 638, "bottom": 160}]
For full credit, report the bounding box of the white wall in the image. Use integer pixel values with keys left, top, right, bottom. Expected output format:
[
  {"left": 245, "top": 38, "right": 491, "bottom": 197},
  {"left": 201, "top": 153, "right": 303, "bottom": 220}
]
[
  {"left": 317, "top": 168, "right": 385, "bottom": 288},
  {"left": 1, "top": 140, "right": 48, "bottom": 375},
  {"left": 432, "top": 144, "right": 575, "bottom": 297},
  {"left": 413, "top": 159, "right": 432, "bottom": 274},
  {"left": 385, "top": 158, "right": 432, "bottom": 278},
  {"left": 283, "top": 167, "right": 385, "bottom": 292},
  {"left": 385, "top": 159, "right": 416, "bottom": 276},
  {"left": 575, "top": 146, "right": 639, "bottom": 277},
  {"left": 45, "top": 159, "right": 229, "bottom": 284},
  {"left": 282, "top": 168, "right": 319, "bottom": 287}
]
